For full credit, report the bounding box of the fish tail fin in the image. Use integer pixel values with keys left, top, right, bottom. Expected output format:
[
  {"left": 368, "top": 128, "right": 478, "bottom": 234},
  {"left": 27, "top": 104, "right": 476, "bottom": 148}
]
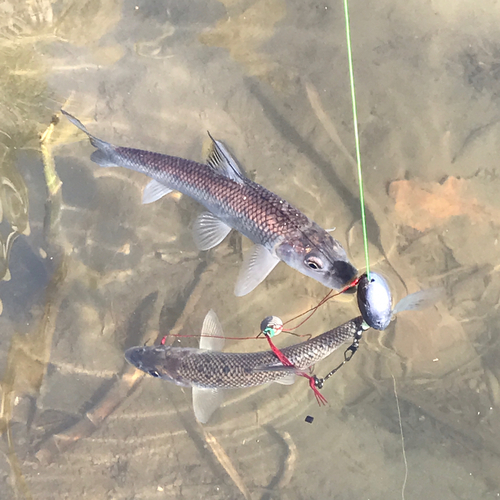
[
  {"left": 90, "top": 150, "right": 119, "bottom": 167},
  {"left": 61, "top": 109, "right": 119, "bottom": 167}
]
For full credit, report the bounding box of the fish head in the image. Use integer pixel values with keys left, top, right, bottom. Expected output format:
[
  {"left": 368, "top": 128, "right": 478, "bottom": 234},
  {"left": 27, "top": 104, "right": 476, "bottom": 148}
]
[
  {"left": 276, "top": 225, "right": 358, "bottom": 290},
  {"left": 124, "top": 345, "right": 197, "bottom": 387}
]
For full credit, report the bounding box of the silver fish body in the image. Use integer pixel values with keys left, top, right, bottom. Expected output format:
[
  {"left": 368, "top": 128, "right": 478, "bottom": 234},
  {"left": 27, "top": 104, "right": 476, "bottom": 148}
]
[
  {"left": 62, "top": 110, "right": 357, "bottom": 295},
  {"left": 125, "top": 315, "right": 365, "bottom": 389}
]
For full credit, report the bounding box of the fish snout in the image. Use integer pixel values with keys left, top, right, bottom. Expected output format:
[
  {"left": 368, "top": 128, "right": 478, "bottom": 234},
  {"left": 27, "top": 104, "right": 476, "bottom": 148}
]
[
  {"left": 124, "top": 345, "right": 182, "bottom": 381},
  {"left": 124, "top": 346, "right": 147, "bottom": 370},
  {"left": 329, "top": 260, "right": 358, "bottom": 289}
]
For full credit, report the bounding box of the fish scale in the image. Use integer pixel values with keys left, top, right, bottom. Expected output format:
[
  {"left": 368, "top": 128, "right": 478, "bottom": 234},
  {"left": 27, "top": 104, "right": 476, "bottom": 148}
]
[
  {"left": 126, "top": 316, "right": 365, "bottom": 389},
  {"left": 113, "top": 146, "right": 309, "bottom": 247}
]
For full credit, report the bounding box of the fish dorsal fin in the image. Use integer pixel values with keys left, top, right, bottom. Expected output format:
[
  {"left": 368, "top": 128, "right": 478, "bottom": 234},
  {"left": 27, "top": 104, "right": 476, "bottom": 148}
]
[
  {"left": 192, "top": 387, "right": 224, "bottom": 424},
  {"left": 192, "top": 211, "right": 232, "bottom": 251},
  {"left": 234, "top": 244, "right": 280, "bottom": 297},
  {"left": 393, "top": 288, "right": 443, "bottom": 315},
  {"left": 206, "top": 133, "right": 245, "bottom": 184},
  {"left": 200, "top": 309, "right": 225, "bottom": 351},
  {"left": 142, "top": 179, "right": 174, "bottom": 204}
]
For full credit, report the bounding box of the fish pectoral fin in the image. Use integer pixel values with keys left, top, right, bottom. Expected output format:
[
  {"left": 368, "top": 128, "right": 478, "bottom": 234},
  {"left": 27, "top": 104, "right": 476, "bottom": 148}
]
[
  {"left": 234, "top": 245, "right": 280, "bottom": 297},
  {"left": 192, "top": 212, "right": 232, "bottom": 251},
  {"left": 206, "top": 133, "right": 246, "bottom": 184},
  {"left": 199, "top": 309, "right": 225, "bottom": 351},
  {"left": 192, "top": 387, "right": 224, "bottom": 424},
  {"left": 142, "top": 179, "right": 174, "bottom": 204}
]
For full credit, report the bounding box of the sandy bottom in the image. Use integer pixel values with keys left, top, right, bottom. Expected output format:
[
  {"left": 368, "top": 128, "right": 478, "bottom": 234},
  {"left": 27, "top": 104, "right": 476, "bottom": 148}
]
[{"left": 0, "top": 0, "right": 499, "bottom": 498}]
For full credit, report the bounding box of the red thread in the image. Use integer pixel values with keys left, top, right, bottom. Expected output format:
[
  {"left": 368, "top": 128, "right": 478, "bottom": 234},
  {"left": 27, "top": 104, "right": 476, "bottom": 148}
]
[
  {"left": 265, "top": 334, "right": 327, "bottom": 406},
  {"left": 282, "top": 276, "right": 360, "bottom": 332}
]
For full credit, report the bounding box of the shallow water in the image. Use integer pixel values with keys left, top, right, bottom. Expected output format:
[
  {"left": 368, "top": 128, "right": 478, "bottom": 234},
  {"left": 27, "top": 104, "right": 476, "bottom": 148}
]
[{"left": 1, "top": 0, "right": 500, "bottom": 498}]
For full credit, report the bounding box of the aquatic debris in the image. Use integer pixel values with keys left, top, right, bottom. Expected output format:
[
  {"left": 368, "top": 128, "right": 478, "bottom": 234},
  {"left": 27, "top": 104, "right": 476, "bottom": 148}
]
[
  {"left": 388, "top": 176, "right": 489, "bottom": 231},
  {"left": 199, "top": 0, "right": 287, "bottom": 89},
  {"left": 203, "top": 430, "right": 251, "bottom": 500}
]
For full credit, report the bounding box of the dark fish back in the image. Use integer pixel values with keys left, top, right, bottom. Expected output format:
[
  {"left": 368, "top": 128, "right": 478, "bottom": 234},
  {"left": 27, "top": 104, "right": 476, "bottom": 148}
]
[{"left": 113, "top": 145, "right": 312, "bottom": 248}]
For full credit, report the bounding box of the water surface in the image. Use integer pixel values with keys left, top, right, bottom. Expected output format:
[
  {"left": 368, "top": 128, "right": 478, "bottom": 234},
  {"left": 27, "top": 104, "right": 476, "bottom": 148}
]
[{"left": 1, "top": 0, "right": 500, "bottom": 498}]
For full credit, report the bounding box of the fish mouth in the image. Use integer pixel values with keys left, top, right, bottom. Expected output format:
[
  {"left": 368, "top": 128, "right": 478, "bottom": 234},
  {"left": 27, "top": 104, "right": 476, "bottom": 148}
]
[
  {"left": 329, "top": 260, "right": 358, "bottom": 289},
  {"left": 124, "top": 346, "right": 146, "bottom": 370},
  {"left": 124, "top": 345, "right": 190, "bottom": 386}
]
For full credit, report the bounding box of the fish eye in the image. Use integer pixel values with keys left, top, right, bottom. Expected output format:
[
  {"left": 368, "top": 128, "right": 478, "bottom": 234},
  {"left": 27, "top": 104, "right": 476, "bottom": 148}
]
[
  {"left": 148, "top": 369, "right": 161, "bottom": 378},
  {"left": 305, "top": 256, "right": 323, "bottom": 271}
]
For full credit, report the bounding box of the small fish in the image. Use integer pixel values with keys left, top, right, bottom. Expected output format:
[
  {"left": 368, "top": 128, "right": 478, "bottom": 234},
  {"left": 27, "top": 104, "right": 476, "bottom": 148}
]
[
  {"left": 62, "top": 110, "right": 357, "bottom": 296},
  {"left": 125, "top": 310, "right": 367, "bottom": 423},
  {"left": 124, "top": 280, "right": 441, "bottom": 422}
]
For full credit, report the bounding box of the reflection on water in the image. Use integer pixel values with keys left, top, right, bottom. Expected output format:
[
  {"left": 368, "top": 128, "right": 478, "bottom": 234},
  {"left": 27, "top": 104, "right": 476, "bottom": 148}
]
[
  {"left": 0, "top": 145, "right": 30, "bottom": 301},
  {"left": 1, "top": 0, "right": 500, "bottom": 499}
]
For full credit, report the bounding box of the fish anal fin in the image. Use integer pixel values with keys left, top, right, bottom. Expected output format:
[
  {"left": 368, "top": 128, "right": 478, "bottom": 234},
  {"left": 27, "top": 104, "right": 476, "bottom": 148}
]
[
  {"left": 142, "top": 179, "right": 174, "bottom": 204},
  {"left": 275, "top": 373, "right": 296, "bottom": 385}
]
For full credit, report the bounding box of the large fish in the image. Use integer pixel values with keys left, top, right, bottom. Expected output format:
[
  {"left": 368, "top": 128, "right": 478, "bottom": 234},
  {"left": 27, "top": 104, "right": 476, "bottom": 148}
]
[
  {"left": 125, "top": 310, "right": 367, "bottom": 423},
  {"left": 62, "top": 110, "right": 357, "bottom": 296}
]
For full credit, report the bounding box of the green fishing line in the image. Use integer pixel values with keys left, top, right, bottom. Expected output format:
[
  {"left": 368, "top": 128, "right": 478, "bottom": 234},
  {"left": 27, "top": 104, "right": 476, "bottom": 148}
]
[{"left": 343, "top": 0, "right": 370, "bottom": 279}]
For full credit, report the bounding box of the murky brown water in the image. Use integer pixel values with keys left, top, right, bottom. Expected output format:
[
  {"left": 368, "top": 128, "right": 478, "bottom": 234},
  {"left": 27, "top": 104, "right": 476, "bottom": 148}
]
[{"left": 1, "top": 0, "right": 500, "bottom": 498}]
